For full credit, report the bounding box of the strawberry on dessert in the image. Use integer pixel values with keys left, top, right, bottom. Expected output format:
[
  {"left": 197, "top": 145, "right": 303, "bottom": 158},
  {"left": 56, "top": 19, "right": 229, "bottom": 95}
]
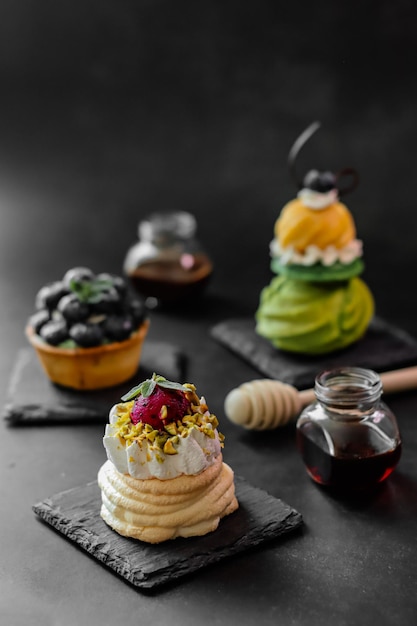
[{"left": 130, "top": 384, "right": 192, "bottom": 429}]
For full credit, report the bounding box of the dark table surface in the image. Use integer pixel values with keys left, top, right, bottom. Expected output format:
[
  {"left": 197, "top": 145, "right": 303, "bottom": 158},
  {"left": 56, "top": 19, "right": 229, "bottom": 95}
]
[{"left": 1, "top": 2, "right": 417, "bottom": 624}]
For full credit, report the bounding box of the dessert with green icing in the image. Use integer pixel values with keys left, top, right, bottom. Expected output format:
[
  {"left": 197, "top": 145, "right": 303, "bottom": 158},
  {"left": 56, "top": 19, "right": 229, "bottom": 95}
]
[{"left": 256, "top": 122, "right": 374, "bottom": 354}]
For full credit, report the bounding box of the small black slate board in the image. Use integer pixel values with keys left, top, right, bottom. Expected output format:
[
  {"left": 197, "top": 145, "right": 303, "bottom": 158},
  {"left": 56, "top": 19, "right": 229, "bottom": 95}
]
[
  {"left": 211, "top": 316, "right": 417, "bottom": 390},
  {"left": 3, "top": 341, "right": 186, "bottom": 426},
  {"left": 32, "top": 477, "right": 302, "bottom": 590}
]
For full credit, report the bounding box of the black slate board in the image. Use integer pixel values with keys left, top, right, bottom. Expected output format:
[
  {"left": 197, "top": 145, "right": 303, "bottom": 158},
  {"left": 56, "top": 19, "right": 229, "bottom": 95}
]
[
  {"left": 211, "top": 316, "right": 417, "bottom": 390},
  {"left": 32, "top": 477, "right": 302, "bottom": 590},
  {"left": 3, "top": 341, "right": 186, "bottom": 426}
]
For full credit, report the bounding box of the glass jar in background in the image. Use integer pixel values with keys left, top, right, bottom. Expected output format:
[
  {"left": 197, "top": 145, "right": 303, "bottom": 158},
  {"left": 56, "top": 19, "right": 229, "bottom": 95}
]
[
  {"left": 296, "top": 367, "right": 402, "bottom": 491},
  {"left": 123, "top": 211, "right": 213, "bottom": 307}
]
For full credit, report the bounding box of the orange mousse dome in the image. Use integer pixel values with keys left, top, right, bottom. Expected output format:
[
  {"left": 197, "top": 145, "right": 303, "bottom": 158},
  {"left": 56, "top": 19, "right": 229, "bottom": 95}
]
[{"left": 275, "top": 198, "right": 356, "bottom": 253}]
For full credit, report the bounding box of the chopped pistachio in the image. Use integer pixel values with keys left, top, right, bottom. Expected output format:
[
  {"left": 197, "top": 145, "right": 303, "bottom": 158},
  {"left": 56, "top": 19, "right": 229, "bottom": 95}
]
[
  {"left": 163, "top": 439, "right": 178, "bottom": 455},
  {"left": 145, "top": 430, "right": 157, "bottom": 442},
  {"left": 111, "top": 394, "right": 225, "bottom": 454},
  {"left": 155, "top": 434, "right": 168, "bottom": 448},
  {"left": 164, "top": 422, "right": 177, "bottom": 436}
]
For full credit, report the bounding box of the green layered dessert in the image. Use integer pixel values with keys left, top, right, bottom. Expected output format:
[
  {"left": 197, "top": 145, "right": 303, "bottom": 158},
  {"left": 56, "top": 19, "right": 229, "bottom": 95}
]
[{"left": 256, "top": 276, "right": 374, "bottom": 354}]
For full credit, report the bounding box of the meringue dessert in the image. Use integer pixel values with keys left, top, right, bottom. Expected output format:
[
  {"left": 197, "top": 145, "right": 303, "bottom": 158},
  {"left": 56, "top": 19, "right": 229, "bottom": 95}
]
[
  {"left": 98, "top": 374, "right": 238, "bottom": 543},
  {"left": 256, "top": 122, "right": 374, "bottom": 354}
]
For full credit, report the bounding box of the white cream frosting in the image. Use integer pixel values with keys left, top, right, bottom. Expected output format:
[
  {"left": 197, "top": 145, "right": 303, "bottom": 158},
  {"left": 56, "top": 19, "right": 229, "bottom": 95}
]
[
  {"left": 103, "top": 403, "right": 221, "bottom": 480},
  {"left": 270, "top": 237, "right": 363, "bottom": 266},
  {"left": 297, "top": 187, "right": 339, "bottom": 209}
]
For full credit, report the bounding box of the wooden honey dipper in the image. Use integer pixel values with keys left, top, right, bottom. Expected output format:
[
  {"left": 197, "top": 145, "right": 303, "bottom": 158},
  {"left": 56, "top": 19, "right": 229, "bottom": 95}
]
[{"left": 224, "top": 366, "right": 417, "bottom": 430}]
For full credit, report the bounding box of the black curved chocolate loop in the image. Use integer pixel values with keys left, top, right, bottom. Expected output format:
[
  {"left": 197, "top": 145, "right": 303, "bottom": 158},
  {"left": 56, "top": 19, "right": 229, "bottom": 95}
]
[
  {"left": 336, "top": 167, "right": 359, "bottom": 196},
  {"left": 288, "top": 121, "right": 321, "bottom": 189}
]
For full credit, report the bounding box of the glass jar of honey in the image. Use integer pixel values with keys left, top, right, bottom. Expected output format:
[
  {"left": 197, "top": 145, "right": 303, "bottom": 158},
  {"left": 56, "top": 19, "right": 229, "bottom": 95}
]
[
  {"left": 123, "top": 211, "right": 213, "bottom": 307},
  {"left": 296, "top": 367, "right": 402, "bottom": 491}
]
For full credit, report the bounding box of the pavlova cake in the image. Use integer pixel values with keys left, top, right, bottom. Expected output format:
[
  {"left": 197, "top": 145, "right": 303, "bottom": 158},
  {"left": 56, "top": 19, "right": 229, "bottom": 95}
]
[
  {"left": 256, "top": 122, "right": 374, "bottom": 354},
  {"left": 98, "top": 374, "right": 238, "bottom": 543}
]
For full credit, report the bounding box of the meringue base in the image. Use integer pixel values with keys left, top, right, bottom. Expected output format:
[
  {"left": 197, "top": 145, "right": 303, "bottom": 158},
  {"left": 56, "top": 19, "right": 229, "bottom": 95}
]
[{"left": 97, "top": 455, "right": 238, "bottom": 543}]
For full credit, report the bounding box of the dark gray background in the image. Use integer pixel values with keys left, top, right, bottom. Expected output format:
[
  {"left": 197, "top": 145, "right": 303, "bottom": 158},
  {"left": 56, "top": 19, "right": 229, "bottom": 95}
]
[
  {"left": 1, "top": 0, "right": 417, "bottom": 335},
  {"left": 1, "top": 3, "right": 417, "bottom": 625}
]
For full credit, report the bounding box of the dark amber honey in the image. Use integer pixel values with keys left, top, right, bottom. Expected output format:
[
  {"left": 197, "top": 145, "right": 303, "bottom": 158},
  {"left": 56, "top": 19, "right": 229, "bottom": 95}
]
[
  {"left": 127, "top": 254, "right": 213, "bottom": 303},
  {"left": 297, "top": 428, "right": 402, "bottom": 491}
]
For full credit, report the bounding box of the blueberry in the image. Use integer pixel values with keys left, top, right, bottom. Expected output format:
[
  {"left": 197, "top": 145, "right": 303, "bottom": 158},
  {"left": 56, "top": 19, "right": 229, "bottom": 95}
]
[
  {"left": 91, "top": 287, "right": 122, "bottom": 314},
  {"left": 40, "top": 320, "right": 69, "bottom": 346},
  {"left": 29, "top": 309, "right": 51, "bottom": 334},
  {"left": 96, "top": 273, "right": 127, "bottom": 297},
  {"left": 103, "top": 315, "right": 135, "bottom": 342},
  {"left": 127, "top": 297, "right": 147, "bottom": 326},
  {"left": 303, "top": 170, "right": 336, "bottom": 193},
  {"left": 35, "top": 281, "right": 69, "bottom": 311},
  {"left": 57, "top": 293, "right": 90, "bottom": 322},
  {"left": 63, "top": 267, "right": 95, "bottom": 289},
  {"left": 69, "top": 323, "right": 104, "bottom": 347}
]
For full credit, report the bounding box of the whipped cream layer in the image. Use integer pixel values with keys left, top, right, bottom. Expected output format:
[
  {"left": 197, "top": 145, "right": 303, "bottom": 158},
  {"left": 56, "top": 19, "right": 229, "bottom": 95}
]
[
  {"left": 98, "top": 455, "right": 238, "bottom": 543},
  {"left": 297, "top": 187, "right": 338, "bottom": 209},
  {"left": 270, "top": 237, "right": 363, "bottom": 267},
  {"left": 103, "top": 402, "right": 222, "bottom": 480}
]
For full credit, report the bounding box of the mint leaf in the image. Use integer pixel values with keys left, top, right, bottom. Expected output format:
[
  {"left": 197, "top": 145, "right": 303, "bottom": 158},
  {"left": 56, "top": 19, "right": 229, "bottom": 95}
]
[
  {"left": 140, "top": 379, "right": 157, "bottom": 397},
  {"left": 157, "top": 380, "right": 190, "bottom": 393},
  {"left": 121, "top": 383, "right": 145, "bottom": 402},
  {"left": 69, "top": 279, "right": 91, "bottom": 303},
  {"left": 95, "top": 278, "right": 114, "bottom": 290},
  {"left": 69, "top": 277, "right": 115, "bottom": 303},
  {"left": 87, "top": 292, "right": 107, "bottom": 304},
  {"left": 120, "top": 373, "right": 190, "bottom": 402}
]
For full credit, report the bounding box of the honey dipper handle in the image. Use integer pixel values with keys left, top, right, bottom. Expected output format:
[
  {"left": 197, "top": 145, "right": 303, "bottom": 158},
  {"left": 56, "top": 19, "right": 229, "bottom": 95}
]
[
  {"left": 379, "top": 366, "right": 417, "bottom": 394},
  {"left": 298, "top": 387, "right": 316, "bottom": 408}
]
